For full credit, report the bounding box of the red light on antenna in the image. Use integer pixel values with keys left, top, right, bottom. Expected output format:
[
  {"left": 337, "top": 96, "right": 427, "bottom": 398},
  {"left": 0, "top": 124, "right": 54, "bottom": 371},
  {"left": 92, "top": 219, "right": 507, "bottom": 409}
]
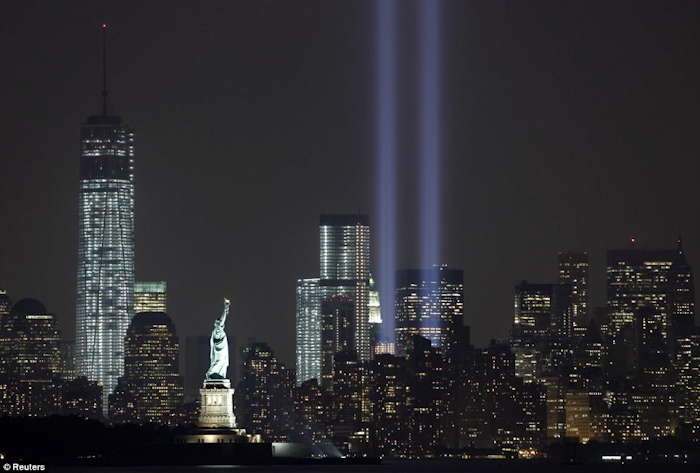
[
  {"left": 101, "top": 23, "right": 107, "bottom": 29},
  {"left": 630, "top": 237, "right": 637, "bottom": 244}
]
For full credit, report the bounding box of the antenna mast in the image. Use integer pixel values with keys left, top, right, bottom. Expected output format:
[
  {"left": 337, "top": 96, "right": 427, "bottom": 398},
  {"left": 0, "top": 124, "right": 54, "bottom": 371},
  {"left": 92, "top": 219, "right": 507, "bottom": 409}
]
[{"left": 101, "top": 24, "right": 108, "bottom": 116}]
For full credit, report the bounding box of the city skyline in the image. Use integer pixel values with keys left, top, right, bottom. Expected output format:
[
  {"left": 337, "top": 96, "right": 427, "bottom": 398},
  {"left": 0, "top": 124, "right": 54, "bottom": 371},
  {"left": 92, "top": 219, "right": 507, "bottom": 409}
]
[{"left": 2, "top": 0, "right": 700, "bottom": 371}]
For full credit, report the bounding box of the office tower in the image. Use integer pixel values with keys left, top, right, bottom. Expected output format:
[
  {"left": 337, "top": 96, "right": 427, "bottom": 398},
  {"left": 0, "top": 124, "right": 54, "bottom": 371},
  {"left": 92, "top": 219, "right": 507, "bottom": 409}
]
[
  {"left": 673, "top": 334, "right": 700, "bottom": 436},
  {"left": 394, "top": 266, "right": 464, "bottom": 358},
  {"left": 371, "top": 354, "right": 410, "bottom": 457},
  {"left": 296, "top": 278, "right": 321, "bottom": 385},
  {"left": 0, "top": 289, "right": 12, "bottom": 377},
  {"left": 558, "top": 252, "right": 590, "bottom": 337},
  {"left": 606, "top": 248, "right": 674, "bottom": 340},
  {"left": 116, "top": 312, "right": 183, "bottom": 425},
  {"left": 294, "top": 378, "right": 331, "bottom": 444},
  {"left": 237, "top": 342, "right": 294, "bottom": 442},
  {"left": 667, "top": 237, "right": 696, "bottom": 341},
  {"left": 184, "top": 335, "right": 211, "bottom": 401},
  {"left": 0, "top": 289, "right": 9, "bottom": 315},
  {"left": 368, "top": 275, "right": 382, "bottom": 353},
  {"left": 0, "top": 299, "right": 63, "bottom": 416},
  {"left": 75, "top": 34, "right": 136, "bottom": 413},
  {"left": 320, "top": 294, "right": 355, "bottom": 385},
  {"left": 405, "top": 335, "right": 446, "bottom": 457},
  {"left": 319, "top": 214, "right": 371, "bottom": 377},
  {"left": 134, "top": 281, "right": 167, "bottom": 313},
  {"left": 331, "top": 352, "right": 364, "bottom": 441},
  {"left": 511, "top": 281, "right": 572, "bottom": 383},
  {"left": 60, "top": 340, "right": 77, "bottom": 381}
]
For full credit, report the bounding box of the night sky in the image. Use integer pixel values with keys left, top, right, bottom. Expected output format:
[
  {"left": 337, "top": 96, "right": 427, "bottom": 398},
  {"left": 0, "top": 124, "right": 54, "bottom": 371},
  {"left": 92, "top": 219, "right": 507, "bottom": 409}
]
[{"left": 1, "top": 1, "right": 699, "bottom": 368}]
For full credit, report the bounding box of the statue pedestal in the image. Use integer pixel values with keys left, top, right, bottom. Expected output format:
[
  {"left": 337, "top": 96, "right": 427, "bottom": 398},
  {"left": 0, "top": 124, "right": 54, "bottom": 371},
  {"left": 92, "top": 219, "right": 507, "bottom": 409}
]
[{"left": 198, "top": 378, "right": 236, "bottom": 429}]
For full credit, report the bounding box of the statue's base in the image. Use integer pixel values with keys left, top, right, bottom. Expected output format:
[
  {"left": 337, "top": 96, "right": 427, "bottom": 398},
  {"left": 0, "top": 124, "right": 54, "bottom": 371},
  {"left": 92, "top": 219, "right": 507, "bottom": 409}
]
[{"left": 198, "top": 378, "right": 236, "bottom": 429}]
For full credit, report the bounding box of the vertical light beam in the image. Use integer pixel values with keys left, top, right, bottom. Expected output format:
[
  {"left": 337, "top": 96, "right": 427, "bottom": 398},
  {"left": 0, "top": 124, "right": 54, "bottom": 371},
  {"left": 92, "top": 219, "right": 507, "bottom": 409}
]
[
  {"left": 419, "top": 0, "right": 441, "bottom": 270},
  {"left": 376, "top": 0, "right": 398, "bottom": 345}
]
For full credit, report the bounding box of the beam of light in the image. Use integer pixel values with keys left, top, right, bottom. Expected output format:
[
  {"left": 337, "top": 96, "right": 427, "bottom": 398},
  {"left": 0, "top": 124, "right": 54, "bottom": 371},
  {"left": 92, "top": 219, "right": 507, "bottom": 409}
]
[
  {"left": 419, "top": 0, "right": 441, "bottom": 270},
  {"left": 419, "top": 0, "right": 442, "bottom": 335},
  {"left": 376, "top": 0, "right": 398, "bottom": 346}
]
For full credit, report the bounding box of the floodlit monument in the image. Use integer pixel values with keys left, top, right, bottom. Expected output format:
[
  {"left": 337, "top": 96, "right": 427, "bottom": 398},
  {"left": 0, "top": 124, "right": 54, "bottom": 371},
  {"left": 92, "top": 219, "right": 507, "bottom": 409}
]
[
  {"left": 180, "top": 299, "right": 259, "bottom": 444},
  {"left": 198, "top": 298, "right": 236, "bottom": 428}
]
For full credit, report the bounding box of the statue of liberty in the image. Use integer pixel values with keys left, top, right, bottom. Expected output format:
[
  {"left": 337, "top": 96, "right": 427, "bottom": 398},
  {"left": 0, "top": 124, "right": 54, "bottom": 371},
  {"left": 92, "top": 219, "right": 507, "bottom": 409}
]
[{"left": 206, "top": 298, "right": 230, "bottom": 380}]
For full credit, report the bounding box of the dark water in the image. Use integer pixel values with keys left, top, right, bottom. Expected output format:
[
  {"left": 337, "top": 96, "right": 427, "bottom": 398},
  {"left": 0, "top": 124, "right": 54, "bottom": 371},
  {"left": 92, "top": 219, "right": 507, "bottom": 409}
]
[{"left": 50, "top": 460, "right": 699, "bottom": 473}]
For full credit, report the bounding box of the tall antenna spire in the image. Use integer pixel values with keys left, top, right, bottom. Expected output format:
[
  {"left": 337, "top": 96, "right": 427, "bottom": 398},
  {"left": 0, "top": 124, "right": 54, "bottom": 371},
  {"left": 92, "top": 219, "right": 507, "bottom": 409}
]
[{"left": 101, "top": 23, "right": 108, "bottom": 116}]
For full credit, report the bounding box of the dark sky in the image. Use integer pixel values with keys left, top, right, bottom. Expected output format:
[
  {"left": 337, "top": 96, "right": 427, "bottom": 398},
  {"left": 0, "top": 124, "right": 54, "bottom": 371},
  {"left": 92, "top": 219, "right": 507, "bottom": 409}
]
[{"left": 1, "top": 1, "right": 699, "bottom": 369}]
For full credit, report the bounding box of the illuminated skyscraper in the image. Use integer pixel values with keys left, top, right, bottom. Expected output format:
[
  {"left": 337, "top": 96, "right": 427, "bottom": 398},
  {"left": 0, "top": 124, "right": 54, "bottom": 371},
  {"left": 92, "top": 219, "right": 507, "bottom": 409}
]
[
  {"left": 394, "top": 266, "right": 463, "bottom": 358},
  {"left": 0, "top": 299, "right": 63, "bottom": 416},
  {"left": 511, "top": 282, "right": 572, "bottom": 383},
  {"left": 606, "top": 248, "right": 674, "bottom": 339},
  {"left": 114, "top": 312, "right": 183, "bottom": 425},
  {"left": 296, "top": 278, "right": 321, "bottom": 386},
  {"left": 319, "top": 215, "right": 371, "bottom": 382},
  {"left": 558, "top": 251, "right": 590, "bottom": 337},
  {"left": 75, "top": 27, "right": 135, "bottom": 413},
  {"left": 667, "top": 237, "right": 696, "bottom": 341},
  {"left": 134, "top": 281, "right": 167, "bottom": 313}
]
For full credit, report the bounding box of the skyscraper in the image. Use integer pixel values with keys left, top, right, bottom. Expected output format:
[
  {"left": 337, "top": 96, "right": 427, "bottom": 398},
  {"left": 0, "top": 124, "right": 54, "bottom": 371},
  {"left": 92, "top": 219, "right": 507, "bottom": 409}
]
[
  {"left": 75, "top": 27, "right": 135, "bottom": 413},
  {"left": 394, "top": 266, "right": 464, "bottom": 358},
  {"left": 667, "top": 237, "right": 696, "bottom": 341},
  {"left": 112, "top": 311, "right": 183, "bottom": 425},
  {"left": 0, "top": 299, "right": 63, "bottom": 417},
  {"left": 296, "top": 278, "right": 321, "bottom": 385},
  {"left": 607, "top": 248, "right": 674, "bottom": 339},
  {"left": 511, "top": 282, "right": 572, "bottom": 383},
  {"left": 558, "top": 251, "right": 590, "bottom": 337},
  {"left": 134, "top": 281, "right": 167, "bottom": 313},
  {"left": 319, "top": 214, "right": 371, "bottom": 381}
]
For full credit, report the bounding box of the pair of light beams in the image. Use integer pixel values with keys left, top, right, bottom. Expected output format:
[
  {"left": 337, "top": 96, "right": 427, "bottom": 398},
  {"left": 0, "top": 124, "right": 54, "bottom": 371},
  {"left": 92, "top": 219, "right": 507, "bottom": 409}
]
[{"left": 376, "top": 0, "right": 441, "bottom": 344}]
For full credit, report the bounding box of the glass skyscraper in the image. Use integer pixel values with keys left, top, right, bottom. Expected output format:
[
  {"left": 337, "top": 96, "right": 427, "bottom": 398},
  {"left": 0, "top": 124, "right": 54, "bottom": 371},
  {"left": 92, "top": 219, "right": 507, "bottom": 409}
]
[
  {"left": 558, "top": 251, "right": 590, "bottom": 337},
  {"left": 319, "top": 214, "right": 371, "bottom": 385},
  {"left": 75, "top": 112, "right": 135, "bottom": 413},
  {"left": 394, "top": 265, "right": 464, "bottom": 358},
  {"left": 296, "top": 278, "right": 321, "bottom": 386}
]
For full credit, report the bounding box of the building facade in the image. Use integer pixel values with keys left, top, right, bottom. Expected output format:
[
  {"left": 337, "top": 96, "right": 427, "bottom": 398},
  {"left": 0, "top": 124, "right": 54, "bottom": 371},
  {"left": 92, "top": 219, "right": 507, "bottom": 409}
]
[
  {"left": 319, "top": 215, "right": 371, "bottom": 383},
  {"left": 296, "top": 278, "right": 321, "bottom": 385},
  {"left": 75, "top": 112, "right": 135, "bottom": 412},
  {"left": 112, "top": 311, "right": 183, "bottom": 425},
  {"left": 558, "top": 251, "right": 590, "bottom": 337},
  {"left": 134, "top": 281, "right": 167, "bottom": 313},
  {"left": 394, "top": 266, "right": 464, "bottom": 358}
]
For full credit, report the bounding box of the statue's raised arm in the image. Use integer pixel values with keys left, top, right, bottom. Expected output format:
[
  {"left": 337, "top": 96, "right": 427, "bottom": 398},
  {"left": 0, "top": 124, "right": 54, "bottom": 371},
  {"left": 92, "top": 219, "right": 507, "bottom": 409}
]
[{"left": 219, "top": 298, "right": 231, "bottom": 325}]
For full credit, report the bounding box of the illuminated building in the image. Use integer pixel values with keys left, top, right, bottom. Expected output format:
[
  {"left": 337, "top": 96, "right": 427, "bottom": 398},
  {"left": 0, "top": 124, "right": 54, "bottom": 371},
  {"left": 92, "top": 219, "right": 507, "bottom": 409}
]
[
  {"left": 511, "top": 282, "right": 572, "bottom": 383},
  {"left": 394, "top": 266, "right": 464, "bottom": 358},
  {"left": 296, "top": 278, "right": 321, "bottom": 385},
  {"left": 558, "top": 252, "right": 590, "bottom": 337},
  {"left": 294, "top": 378, "right": 331, "bottom": 444},
  {"left": 0, "top": 289, "right": 12, "bottom": 377},
  {"left": 331, "top": 352, "right": 365, "bottom": 443},
  {"left": 606, "top": 248, "right": 674, "bottom": 339},
  {"left": 319, "top": 214, "right": 371, "bottom": 373},
  {"left": 320, "top": 294, "right": 355, "bottom": 386},
  {"left": 406, "top": 335, "right": 446, "bottom": 457},
  {"left": 134, "top": 281, "right": 167, "bottom": 313},
  {"left": 114, "top": 312, "right": 183, "bottom": 425},
  {"left": 368, "top": 275, "right": 382, "bottom": 353},
  {"left": 674, "top": 334, "right": 700, "bottom": 437},
  {"left": 667, "top": 237, "right": 696, "bottom": 341},
  {"left": 75, "top": 61, "right": 136, "bottom": 412},
  {"left": 565, "top": 390, "right": 594, "bottom": 443},
  {"left": 0, "top": 299, "right": 63, "bottom": 417},
  {"left": 371, "top": 354, "right": 410, "bottom": 458},
  {"left": 237, "top": 342, "right": 294, "bottom": 442}
]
